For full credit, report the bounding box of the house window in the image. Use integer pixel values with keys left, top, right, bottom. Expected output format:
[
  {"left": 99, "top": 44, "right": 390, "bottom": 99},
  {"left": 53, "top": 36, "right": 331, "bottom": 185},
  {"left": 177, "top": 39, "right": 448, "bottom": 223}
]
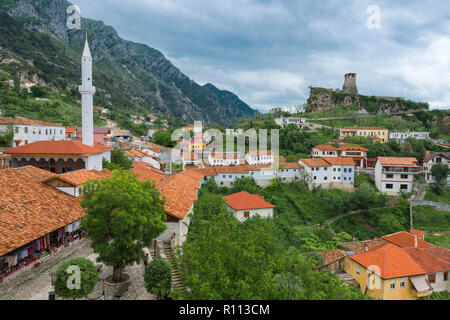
[
  {"left": 244, "top": 211, "right": 250, "bottom": 218},
  {"left": 428, "top": 274, "right": 436, "bottom": 283},
  {"left": 344, "top": 168, "right": 347, "bottom": 173},
  {"left": 333, "top": 168, "right": 336, "bottom": 172},
  {"left": 349, "top": 169, "right": 352, "bottom": 173},
  {"left": 400, "top": 184, "right": 408, "bottom": 190},
  {"left": 24, "top": 127, "right": 28, "bottom": 134},
  {"left": 386, "top": 174, "right": 393, "bottom": 178},
  {"left": 314, "top": 176, "right": 317, "bottom": 180},
  {"left": 444, "top": 272, "right": 448, "bottom": 281},
  {"left": 390, "top": 280, "right": 396, "bottom": 290},
  {"left": 324, "top": 177, "right": 327, "bottom": 181},
  {"left": 386, "top": 184, "right": 393, "bottom": 189},
  {"left": 14, "top": 127, "right": 18, "bottom": 133},
  {"left": 324, "top": 167, "right": 327, "bottom": 171},
  {"left": 356, "top": 265, "right": 360, "bottom": 274},
  {"left": 400, "top": 278, "right": 406, "bottom": 288},
  {"left": 25, "top": 140, "right": 28, "bottom": 144},
  {"left": 401, "top": 174, "right": 408, "bottom": 179}
]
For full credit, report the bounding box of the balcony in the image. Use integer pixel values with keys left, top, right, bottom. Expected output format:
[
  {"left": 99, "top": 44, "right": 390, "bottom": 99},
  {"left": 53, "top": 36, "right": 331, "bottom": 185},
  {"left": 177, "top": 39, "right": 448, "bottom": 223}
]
[{"left": 382, "top": 167, "right": 420, "bottom": 173}]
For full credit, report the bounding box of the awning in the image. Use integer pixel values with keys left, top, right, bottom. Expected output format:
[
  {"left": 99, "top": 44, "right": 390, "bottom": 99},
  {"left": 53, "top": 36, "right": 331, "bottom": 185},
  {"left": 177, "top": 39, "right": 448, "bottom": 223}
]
[{"left": 410, "top": 275, "right": 433, "bottom": 292}]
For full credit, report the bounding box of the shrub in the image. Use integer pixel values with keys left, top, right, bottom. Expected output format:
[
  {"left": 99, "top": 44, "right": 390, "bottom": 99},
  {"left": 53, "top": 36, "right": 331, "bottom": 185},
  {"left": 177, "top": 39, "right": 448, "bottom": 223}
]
[{"left": 144, "top": 258, "right": 172, "bottom": 298}]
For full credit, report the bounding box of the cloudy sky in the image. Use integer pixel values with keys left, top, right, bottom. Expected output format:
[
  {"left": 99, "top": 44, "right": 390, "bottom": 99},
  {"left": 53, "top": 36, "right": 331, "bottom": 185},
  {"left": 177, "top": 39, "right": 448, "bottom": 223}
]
[{"left": 71, "top": 0, "right": 450, "bottom": 112}]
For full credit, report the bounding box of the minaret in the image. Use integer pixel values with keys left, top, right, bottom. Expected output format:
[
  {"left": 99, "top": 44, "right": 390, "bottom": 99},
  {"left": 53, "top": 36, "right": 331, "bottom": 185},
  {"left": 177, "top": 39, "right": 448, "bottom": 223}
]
[{"left": 79, "top": 34, "right": 95, "bottom": 147}]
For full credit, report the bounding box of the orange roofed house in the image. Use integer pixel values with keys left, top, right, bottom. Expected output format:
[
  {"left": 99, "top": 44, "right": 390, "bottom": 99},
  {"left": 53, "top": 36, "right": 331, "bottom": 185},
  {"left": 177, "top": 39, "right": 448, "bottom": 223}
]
[
  {"left": 375, "top": 157, "right": 420, "bottom": 195},
  {"left": 223, "top": 191, "right": 275, "bottom": 222},
  {"left": 0, "top": 116, "right": 66, "bottom": 147},
  {"left": 0, "top": 167, "right": 104, "bottom": 283},
  {"left": 298, "top": 157, "right": 355, "bottom": 191},
  {"left": 343, "top": 231, "right": 449, "bottom": 300},
  {"left": 3, "top": 140, "right": 112, "bottom": 173}
]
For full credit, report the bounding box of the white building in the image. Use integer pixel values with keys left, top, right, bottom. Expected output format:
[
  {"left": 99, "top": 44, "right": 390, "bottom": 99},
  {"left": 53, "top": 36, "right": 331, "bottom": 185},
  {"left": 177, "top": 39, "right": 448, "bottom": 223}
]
[
  {"left": 0, "top": 117, "right": 66, "bottom": 147},
  {"left": 375, "top": 157, "right": 420, "bottom": 195},
  {"left": 2, "top": 36, "right": 111, "bottom": 173},
  {"left": 311, "top": 145, "right": 338, "bottom": 158},
  {"left": 389, "top": 131, "right": 430, "bottom": 143},
  {"left": 223, "top": 191, "right": 275, "bottom": 222},
  {"left": 298, "top": 157, "right": 355, "bottom": 191},
  {"left": 422, "top": 152, "right": 450, "bottom": 185},
  {"left": 245, "top": 150, "right": 274, "bottom": 165},
  {"left": 4, "top": 140, "right": 111, "bottom": 173},
  {"left": 208, "top": 152, "right": 241, "bottom": 166},
  {"left": 275, "top": 117, "right": 306, "bottom": 128}
]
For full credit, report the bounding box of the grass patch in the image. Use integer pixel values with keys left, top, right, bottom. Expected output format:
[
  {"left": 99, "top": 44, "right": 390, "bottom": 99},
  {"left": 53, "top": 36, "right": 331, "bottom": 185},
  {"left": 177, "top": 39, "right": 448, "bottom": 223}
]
[
  {"left": 412, "top": 206, "right": 450, "bottom": 232},
  {"left": 424, "top": 187, "right": 450, "bottom": 204},
  {"left": 424, "top": 234, "right": 450, "bottom": 249}
]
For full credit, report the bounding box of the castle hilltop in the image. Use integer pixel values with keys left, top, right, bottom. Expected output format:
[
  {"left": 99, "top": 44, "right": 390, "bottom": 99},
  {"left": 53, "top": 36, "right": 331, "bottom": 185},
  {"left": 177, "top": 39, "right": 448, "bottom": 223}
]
[{"left": 306, "top": 73, "right": 429, "bottom": 114}]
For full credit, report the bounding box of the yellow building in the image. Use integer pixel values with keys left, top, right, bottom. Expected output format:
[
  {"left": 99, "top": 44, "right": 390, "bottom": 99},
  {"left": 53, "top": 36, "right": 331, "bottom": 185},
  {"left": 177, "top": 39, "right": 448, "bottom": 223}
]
[
  {"left": 344, "top": 238, "right": 449, "bottom": 300},
  {"left": 340, "top": 127, "right": 389, "bottom": 143},
  {"left": 189, "top": 140, "right": 206, "bottom": 152}
]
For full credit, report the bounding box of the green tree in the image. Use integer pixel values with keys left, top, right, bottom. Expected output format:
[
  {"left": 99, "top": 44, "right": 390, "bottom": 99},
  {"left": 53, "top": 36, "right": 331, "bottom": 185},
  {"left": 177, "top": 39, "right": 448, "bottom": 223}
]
[
  {"left": 430, "top": 162, "right": 450, "bottom": 189},
  {"left": 144, "top": 258, "right": 172, "bottom": 299},
  {"left": 103, "top": 149, "right": 133, "bottom": 170},
  {"left": 81, "top": 170, "right": 167, "bottom": 282},
  {"left": 53, "top": 258, "right": 99, "bottom": 299}
]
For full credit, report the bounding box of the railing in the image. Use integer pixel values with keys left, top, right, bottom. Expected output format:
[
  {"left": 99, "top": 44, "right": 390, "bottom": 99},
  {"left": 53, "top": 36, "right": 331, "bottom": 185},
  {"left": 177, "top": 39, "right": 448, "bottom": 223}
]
[{"left": 382, "top": 167, "right": 420, "bottom": 173}]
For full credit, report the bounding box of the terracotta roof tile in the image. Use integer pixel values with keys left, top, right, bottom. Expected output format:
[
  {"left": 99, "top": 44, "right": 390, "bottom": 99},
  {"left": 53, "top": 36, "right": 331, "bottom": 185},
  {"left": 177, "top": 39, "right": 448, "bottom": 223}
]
[
  {"left": 299, "top": 158, "right": 330, "bottom": 167},
  {"left": 410, "top": 229, "right": 427, "bottom": 240},
  {"left": 0, "top": 167, "right": 84, "bottom": 256},
  {"left": 337, "top": 146, "right": 369, "bottom": 152},
  {"left": 377, "top": 157, "right": 418, "bottom": 167},
  {"left": 349, "top": 247, "right": 450, "bottom": 279},
  {"left": 313, "top": 145, "right": 337, "bottom": 151},
  {"left": 223, "top": 191, "right": 275, "bottom": 210},
  {"left": 323, "top": 157, "right": 355, "bottom": 166},
  {"left": 316, "top": 249, "right": 346, "bottom": 266},
  {"left": 382, "top": 231, "right": 434, "bottom": 248},
  {"left": 3, "top": 140, "right": 111, "bottom": 156},
  {"left": 247, "top": 150, "right": 273, "bottom": 156},
  {"left": 131, "top": 162, "right": 165, "bottom": 183},
  {"left": 41, "top": 169, "right": 111, "bottom": 187},
  {"left": 0, "top": 117, "right": 64, "bottom": 127}
]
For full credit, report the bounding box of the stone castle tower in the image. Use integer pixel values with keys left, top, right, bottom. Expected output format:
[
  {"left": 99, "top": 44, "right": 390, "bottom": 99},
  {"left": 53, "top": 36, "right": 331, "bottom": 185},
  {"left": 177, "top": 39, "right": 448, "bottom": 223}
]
[
  {"left": 342, "top": 73, "right": 358, "bottom": 95},
  {"left": 79, "top": 34, "right": 95, "bottom": 147}
]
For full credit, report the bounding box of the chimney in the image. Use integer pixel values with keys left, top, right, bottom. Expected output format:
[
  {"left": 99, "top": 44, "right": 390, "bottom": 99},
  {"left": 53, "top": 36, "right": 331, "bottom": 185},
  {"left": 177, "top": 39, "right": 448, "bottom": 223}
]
[
  {"left": 414, "top": 235, "right": 418, "bottom": 248},
  {"left": 364, "top": 243, "right": 368, "bottom": 252}
]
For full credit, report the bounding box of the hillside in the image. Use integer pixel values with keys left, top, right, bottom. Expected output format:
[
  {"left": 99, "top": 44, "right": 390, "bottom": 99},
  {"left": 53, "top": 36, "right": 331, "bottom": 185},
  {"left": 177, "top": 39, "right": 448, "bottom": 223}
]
[
  {"left": 306, "top": 87, "right": 429, "bottom": 114},
  {"left": 0, "top": 0, "right": 255, "bottom": 126}
]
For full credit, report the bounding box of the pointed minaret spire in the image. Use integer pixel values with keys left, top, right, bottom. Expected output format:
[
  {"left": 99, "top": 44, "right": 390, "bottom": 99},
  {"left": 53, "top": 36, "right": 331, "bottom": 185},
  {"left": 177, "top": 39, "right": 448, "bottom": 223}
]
[
  {"left": 79, "top": 33, "right": 95, "bottom": 147},
  {"left": 82, "top": 32, "right": 91, "bottom": 58}
]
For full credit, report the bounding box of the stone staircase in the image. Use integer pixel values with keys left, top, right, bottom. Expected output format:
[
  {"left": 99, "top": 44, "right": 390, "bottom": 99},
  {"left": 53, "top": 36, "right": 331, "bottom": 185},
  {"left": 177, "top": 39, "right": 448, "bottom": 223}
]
[
  {"left": 150, "top": 242, "right": 185, "bottom": 292},
  {"left": 332, "top": 270, "right": 358, "bottom": 286}
]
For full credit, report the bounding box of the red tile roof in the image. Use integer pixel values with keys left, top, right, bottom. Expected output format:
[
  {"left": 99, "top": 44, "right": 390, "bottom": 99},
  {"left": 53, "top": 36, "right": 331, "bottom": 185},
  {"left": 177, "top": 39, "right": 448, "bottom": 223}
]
[
  {"left": 210, "top": 152, "right": 240, "bottom": 159},
  {"left": 410, "top": 229, "right": 427, "bottom": 240},
  {"left": 299, "top": 158, "right": 330, "bottom": 167},
  {"left": 323, "top": 157, "right": 355, "bottom": 166},
  {"left": 348, "top": 247, "right": 450, "bottom": 279},
  {"left": 41, "top": 169, "right": 111, "bottom": 187},
  {"left": 316, "top": 249, "right": 346, "bottom": 267},
  {"left": 377, "top": 157, "right": 418, "bottom": 167},
  {"left": 247, "top": 150, "right": 273, "bottom": 156},
  {"left": 338, "top": 146, "right": 369, "bottom": 152},
  {"left": 313, "top": 145, "right": 337, "bottom": 151},
  {"left": 131, "top": 162, "right": 165, "bottom": 183},
  {"left": 0, "top": 166, "right": 85, "bottom": 256},
  {"left": 223, "top": 191, "right": 275, "bottom": 210},
  {"left": 382, "top": 231, "right": 434, "bottom": 248},
  {"left": 3, "top": 140, "right": 111, "bottom": 156},
  {"left": 341, "top": 127, "right": 387, "bottom": 130},
  {"left": 0, "top": 117, "right": 64, "bottom": 127}
]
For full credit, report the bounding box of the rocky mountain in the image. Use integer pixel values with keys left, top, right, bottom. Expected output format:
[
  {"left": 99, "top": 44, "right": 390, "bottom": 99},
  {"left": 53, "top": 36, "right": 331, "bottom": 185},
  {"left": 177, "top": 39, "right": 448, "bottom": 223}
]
[{"left": 0, "top": 0, "right": 255, "bottom": 126}]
